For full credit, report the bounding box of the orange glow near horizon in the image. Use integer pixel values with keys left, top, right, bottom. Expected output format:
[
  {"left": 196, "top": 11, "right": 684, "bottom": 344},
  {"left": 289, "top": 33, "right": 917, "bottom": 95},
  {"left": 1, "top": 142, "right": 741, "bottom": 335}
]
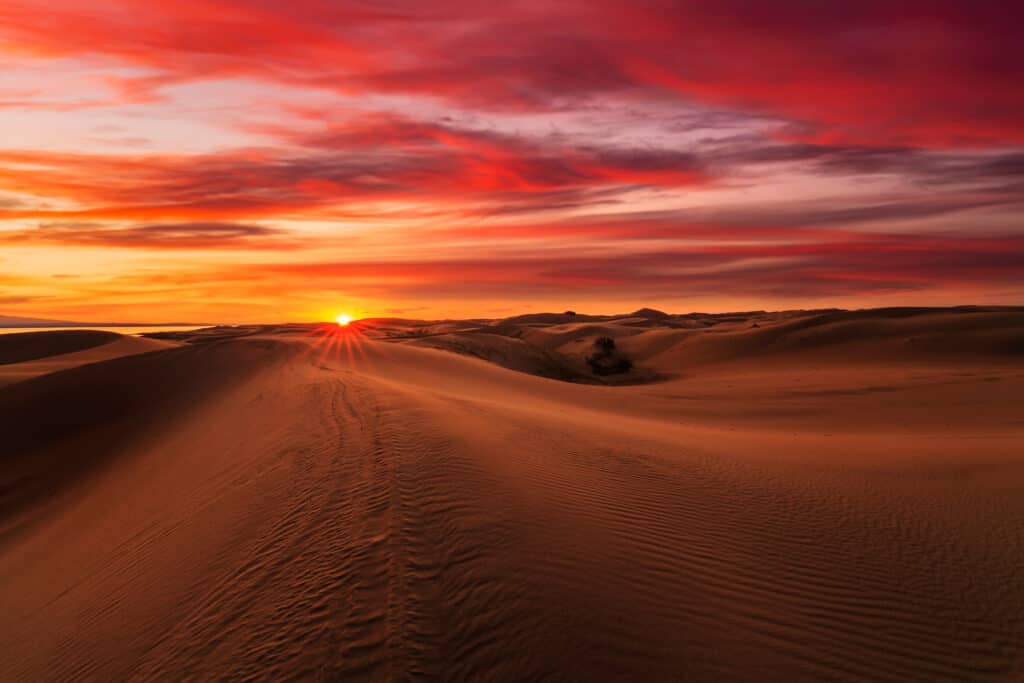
[
  {"left": 1, "top": 2, "right": 1022, "bottom": 322},
  {"left": 300, "top": 318, "right": 382, "bottom": 373}
]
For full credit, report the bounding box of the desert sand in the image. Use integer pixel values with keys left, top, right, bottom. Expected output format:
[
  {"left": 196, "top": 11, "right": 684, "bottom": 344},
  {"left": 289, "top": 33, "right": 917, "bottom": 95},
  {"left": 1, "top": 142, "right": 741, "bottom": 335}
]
[
  {"left": 1, "top": 308, "right": 1022, "bottom": 681},
  {"left": 0, "top": 331, "right": 174, "bottom": 388}
]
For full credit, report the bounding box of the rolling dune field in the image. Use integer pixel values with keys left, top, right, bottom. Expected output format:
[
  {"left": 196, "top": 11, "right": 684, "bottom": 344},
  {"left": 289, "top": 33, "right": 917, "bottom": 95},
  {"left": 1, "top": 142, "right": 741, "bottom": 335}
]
[{"left": 1, "top": 308, "right": 1023, "bottom": 681}]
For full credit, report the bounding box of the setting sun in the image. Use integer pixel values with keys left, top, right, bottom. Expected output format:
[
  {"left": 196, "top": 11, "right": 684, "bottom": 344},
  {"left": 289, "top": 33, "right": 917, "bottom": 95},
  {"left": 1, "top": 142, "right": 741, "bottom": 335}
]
[{"left": 336, "top": 314, "right": 353, "bottom": 326}]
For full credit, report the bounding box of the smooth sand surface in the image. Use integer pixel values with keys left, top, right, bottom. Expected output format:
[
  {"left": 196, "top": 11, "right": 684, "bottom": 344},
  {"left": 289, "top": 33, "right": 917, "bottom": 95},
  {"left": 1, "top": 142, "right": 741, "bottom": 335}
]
[{"left": 1, "top": 309, "right": 1022, "bottom": 681}]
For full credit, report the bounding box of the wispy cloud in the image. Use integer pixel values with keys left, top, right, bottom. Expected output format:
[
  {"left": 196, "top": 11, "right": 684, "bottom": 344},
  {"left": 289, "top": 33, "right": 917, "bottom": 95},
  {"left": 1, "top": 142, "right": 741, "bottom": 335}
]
[{"left": 2, "top": 222, "right": 293, "bottom": 249}]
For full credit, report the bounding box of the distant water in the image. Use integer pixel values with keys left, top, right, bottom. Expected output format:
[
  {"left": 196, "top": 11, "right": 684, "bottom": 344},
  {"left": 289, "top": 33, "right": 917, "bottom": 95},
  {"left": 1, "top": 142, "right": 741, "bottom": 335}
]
[{"left": 0, "top": 326, "right": 203, "bottom": 336}]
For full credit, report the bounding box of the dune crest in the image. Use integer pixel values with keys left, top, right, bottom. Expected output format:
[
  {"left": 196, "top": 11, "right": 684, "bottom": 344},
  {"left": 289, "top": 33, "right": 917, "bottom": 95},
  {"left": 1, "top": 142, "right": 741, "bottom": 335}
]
[
  {"left": 0, "top": 330, "right": 121, "bottom": 365},
  {"left": 0, "top": 332, "right": 174, "bottom": 388}
]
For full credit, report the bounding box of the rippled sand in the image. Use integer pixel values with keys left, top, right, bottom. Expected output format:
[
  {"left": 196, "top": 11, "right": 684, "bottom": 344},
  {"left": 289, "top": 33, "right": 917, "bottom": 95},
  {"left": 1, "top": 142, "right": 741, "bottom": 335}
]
[{"left": 1, "top": 309, "right": 1022, "bottom": 681}]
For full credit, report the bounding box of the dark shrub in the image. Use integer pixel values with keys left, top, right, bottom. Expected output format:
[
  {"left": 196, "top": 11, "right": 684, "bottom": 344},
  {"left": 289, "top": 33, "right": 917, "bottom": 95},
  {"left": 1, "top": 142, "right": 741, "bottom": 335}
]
[{"left": 586, "top": 336, "right": 632, "bottom": 375}]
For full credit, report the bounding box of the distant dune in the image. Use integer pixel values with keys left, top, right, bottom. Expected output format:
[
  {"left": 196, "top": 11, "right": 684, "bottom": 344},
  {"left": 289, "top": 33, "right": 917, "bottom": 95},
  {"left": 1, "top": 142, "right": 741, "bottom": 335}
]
[
  {"left": 377, "top": 306, "right": 1024, "bottom": 384},
  {"left": 1, "top": 308, "right": 1023, "bottom": 680},
  {"left": 0, "top": 331, "right": 174, "bottom": 388},
  {"left": 0, "top": 314, "right": 210, "bottom": 329},
  {"left": 0, "top": 330, "right": 121, "bottom": 365}
]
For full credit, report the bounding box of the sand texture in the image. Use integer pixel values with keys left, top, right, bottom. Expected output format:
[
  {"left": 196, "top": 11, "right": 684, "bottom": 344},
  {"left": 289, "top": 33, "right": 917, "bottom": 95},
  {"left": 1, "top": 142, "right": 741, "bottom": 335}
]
[{"left": 1, "top": 308, "right": 1022, "bottom": 681}]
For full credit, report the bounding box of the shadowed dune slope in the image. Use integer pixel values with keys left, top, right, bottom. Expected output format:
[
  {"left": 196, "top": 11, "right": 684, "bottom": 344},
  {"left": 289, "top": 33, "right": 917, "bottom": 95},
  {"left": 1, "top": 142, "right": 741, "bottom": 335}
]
[
  {"left": 0, "top": 333, "right": 176, "bottom": 388},
  {"left": 0, "top": 338, "right": 299, "bottom": 535},
  {"left": 410, "top": 332, "right": 590, "bottom": 382},
  {"left": 0, "top": 330, "right": 119, "bottom": 365},
  {"left": 1, "top": 311, "right": 1023, "bottom": 681}
]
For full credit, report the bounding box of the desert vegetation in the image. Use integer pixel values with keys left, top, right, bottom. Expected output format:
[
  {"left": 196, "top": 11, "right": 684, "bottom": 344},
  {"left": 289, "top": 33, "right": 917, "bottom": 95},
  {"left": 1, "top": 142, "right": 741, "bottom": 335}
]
[{"left": 585, "top": 336, "right": 633, "bottom": 375}]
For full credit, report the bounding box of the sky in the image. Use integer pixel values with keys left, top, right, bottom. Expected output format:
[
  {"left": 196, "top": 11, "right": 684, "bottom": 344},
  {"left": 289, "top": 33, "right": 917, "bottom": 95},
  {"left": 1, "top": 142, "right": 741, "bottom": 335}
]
[{"left": 1, "top": 1, "right": 1022, "bottom": 322}]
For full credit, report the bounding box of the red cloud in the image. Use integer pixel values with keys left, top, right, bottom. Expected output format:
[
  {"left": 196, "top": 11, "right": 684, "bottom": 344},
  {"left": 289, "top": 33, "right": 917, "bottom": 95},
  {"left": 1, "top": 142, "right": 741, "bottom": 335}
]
[
  {"left": 0, "top": 221, "right": 296, "bottom": 249},
  {"left": 0, "top": 115, "right": 708, "bottom": 222},
  {"left": 230, "top": 231, "right": 1024, "bottom": 300},
  {"left": 602, "top": 2, "right": 1024, "bottom": 147},
  {"left": 2, "top": 1, "right": 1021, "bottom": 146}
]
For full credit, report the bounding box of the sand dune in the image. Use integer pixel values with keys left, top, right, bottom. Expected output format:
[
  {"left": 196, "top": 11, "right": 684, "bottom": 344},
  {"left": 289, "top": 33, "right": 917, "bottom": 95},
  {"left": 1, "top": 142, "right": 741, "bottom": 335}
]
[
  {"left": 0, "top": 338, "right": 294, "bottom": 539},
  {"left": 0, "top": 330, "right": 121, "bottom": 365},
  {"left": 0, "top": 332, "right": 174, "bottom": 388},
  {"left": 398, "top": 307, "right": 1024, "bottom": 387},
  {"left": 1, "top": 309, "right": 1022, "bottom": 680}
]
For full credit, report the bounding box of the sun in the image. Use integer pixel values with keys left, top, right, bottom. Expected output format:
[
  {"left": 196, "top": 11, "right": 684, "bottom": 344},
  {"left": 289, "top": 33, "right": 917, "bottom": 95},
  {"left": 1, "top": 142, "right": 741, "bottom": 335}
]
[{"left": 335, "top": 314, "right": 353, "bottom": 326}]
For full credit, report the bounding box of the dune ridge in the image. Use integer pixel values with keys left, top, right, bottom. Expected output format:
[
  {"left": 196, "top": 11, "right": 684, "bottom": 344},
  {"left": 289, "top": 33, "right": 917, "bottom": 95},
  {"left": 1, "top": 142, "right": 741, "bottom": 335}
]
[
  {"left": 0, "top": 330, "right": 121, "bottom": 365},
  {"left": 388, "top": 307, "right": 1024, "bottom": 385},
  {"left": 1, "top": 309, "right": 1022, "bottom": 680},
  {"left": 0, "top": 338, "right": 296, "bottom": 539},
  {"left": 0, "top": 333, "right": 174, "bottom": 388}
]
